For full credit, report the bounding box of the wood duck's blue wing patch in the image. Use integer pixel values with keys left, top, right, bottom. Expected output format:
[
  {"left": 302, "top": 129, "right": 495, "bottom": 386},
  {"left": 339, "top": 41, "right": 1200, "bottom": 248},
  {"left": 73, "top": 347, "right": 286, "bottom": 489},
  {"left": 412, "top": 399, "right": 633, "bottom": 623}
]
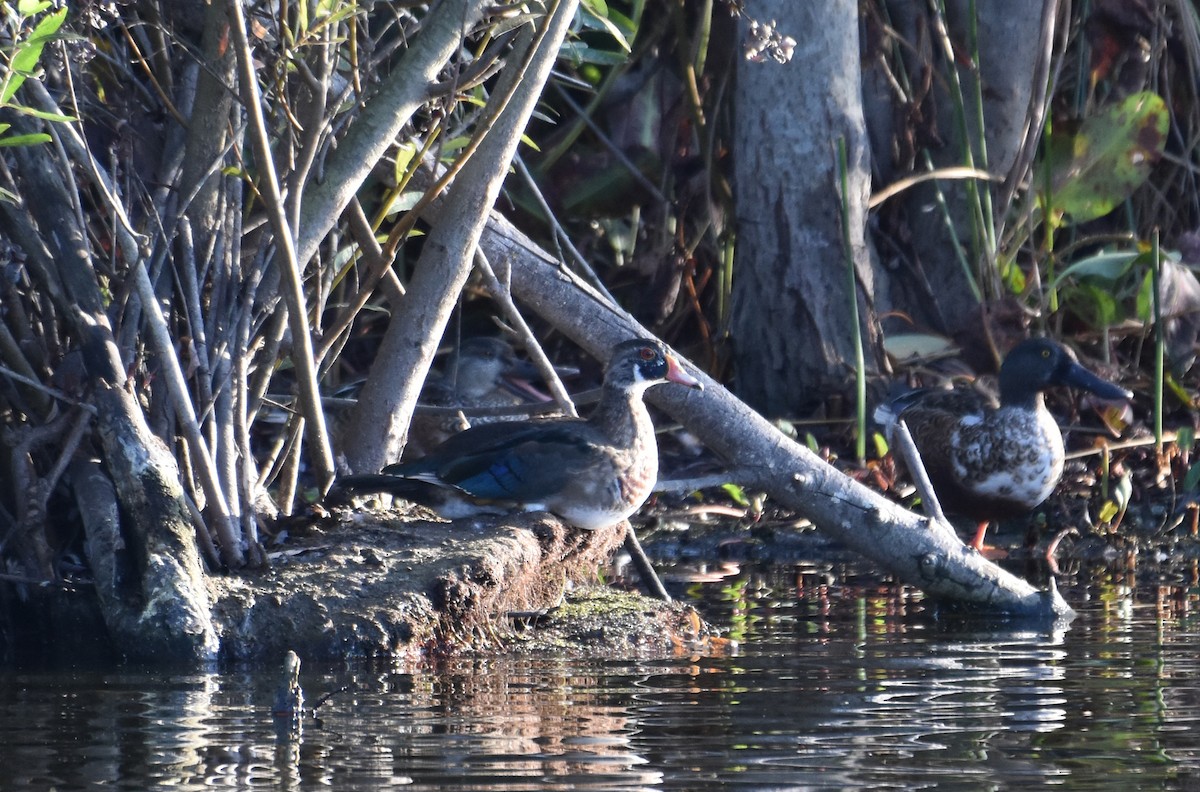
[{"left": 429, "top": 426, "right": 599, "bottom": 503}]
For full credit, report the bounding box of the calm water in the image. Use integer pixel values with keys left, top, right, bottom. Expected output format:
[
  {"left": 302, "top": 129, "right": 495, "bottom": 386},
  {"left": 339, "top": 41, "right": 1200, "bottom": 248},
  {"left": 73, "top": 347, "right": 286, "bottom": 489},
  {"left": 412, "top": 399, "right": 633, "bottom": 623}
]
[{"left": 1, "top": 561, "right": 1198, "bottom": 790}]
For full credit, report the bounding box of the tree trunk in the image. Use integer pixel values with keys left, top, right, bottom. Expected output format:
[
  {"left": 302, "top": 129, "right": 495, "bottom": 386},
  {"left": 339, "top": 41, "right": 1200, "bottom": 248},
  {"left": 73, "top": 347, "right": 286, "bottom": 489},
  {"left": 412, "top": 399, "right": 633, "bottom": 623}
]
[{"left": 731, "top": 0, "right": 887, "bottom": 417}]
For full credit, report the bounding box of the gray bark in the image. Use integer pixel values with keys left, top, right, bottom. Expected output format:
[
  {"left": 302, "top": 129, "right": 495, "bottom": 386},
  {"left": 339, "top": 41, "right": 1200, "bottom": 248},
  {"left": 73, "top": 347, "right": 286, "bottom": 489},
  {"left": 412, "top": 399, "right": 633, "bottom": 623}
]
[{"left": 731, "top": 0, "right": 886, "bottom": 417}]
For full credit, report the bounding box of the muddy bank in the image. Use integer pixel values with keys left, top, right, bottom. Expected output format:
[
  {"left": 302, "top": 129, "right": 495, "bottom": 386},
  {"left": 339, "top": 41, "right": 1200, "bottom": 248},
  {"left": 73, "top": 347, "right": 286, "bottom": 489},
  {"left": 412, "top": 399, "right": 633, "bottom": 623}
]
[{"left": 208, "top": 509, "right": 719, "bottom": 663}]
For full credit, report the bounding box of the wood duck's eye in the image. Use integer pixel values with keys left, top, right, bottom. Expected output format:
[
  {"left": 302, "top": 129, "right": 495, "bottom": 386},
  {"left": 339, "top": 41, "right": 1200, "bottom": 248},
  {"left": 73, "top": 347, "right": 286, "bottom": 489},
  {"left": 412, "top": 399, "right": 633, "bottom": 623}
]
[{"left": 639, "top": 347, "right": 656, "bottom": 361}]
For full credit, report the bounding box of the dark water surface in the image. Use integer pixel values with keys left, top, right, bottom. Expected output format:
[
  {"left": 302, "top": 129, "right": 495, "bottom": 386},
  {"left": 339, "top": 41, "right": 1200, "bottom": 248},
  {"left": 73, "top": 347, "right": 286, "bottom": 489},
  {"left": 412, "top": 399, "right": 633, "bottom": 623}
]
[{"left": 2, "top": 562, "right": 1198, "bottom": 790}]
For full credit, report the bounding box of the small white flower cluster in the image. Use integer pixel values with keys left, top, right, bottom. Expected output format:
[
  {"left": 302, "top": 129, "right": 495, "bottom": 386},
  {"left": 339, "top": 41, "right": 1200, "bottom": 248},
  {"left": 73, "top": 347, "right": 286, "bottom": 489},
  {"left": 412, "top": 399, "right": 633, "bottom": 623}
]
[{"left": 744, "top": 18, "right": 796, "bottom": 64}]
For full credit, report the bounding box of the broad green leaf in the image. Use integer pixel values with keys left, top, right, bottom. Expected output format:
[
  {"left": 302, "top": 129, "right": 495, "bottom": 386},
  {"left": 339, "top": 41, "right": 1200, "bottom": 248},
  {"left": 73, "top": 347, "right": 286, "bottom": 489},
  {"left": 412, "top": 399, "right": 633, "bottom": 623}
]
[
  {"left": 1067, "top": 282, "right": 1121, "bottom": 327},
  {"left": 440, "top": 136, "right": 472, "bottom": 156},
  {"left": 1050, "top": 250, "right": 1140, "bottom": 288},
  {"left": 17, "top": 0, "right": 52, "bottom": 16},
  {"left": 6, "top": 7, "right": 68, "bottom": 107},
  {"left": 558, "top": 41, "right": 630, "bottom": 67},
  {"left": 1039, "top": 91, "right": 1169, "bottom": 224},
  {"left": 1176, "top": 425, "right": 1195, "bottom": 452},
  {"left": 27, "top": 5, "right": 67, "bottom": 40}
]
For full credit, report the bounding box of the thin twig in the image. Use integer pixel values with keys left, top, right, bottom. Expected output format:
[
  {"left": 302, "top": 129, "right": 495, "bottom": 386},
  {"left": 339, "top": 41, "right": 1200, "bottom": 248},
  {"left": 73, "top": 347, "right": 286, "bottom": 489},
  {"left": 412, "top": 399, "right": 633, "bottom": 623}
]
[
  {"left": 224, "top": 0, "right": 336, "bottom": 490},
  {"left": 0, "top": 364, "right": 96, "bottom": 414},
  {"left": 474, "top": 248, "right": 578, "bottom": 417},
  {"left": 892, "top": 418, "right": 958, "bottom": 542}
]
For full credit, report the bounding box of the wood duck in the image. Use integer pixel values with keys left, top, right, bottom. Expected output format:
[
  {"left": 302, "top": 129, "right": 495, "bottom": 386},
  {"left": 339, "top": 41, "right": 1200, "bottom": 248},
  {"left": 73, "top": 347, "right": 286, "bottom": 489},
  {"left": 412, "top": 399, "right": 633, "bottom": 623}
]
[
  {"left": 331, "top": 338, "right": 704, "bottom": 530},
  {"left": 406, "top": 337, "right": 555, "bottom": 457},
  {"left": 874, "top": 337, "right": 1132, "bottom": 551}
]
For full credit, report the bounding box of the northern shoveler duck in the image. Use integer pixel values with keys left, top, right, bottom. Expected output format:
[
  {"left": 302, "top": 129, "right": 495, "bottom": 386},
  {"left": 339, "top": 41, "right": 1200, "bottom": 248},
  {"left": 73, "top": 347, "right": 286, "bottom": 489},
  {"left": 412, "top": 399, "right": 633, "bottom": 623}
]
[
  {"left": 331, "top": 338, "right": 704, "bottom": 530},
  {"left": 873, "top": 337, "right": 1132, "bottom": 552}
]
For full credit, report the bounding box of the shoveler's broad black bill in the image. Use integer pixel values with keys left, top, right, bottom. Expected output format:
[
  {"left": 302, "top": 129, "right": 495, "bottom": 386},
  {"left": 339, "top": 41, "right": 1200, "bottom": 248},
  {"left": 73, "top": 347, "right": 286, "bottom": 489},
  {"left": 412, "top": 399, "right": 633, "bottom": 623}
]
[{"left": 1059, "top": 360, "right": 1132, "bottom": 402}]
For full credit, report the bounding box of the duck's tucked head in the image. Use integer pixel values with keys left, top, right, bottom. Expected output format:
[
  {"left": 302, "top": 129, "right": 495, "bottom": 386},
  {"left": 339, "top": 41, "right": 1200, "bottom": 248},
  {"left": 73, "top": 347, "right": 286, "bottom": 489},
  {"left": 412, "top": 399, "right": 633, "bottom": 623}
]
[
  {"left": 999, "top": 338, "right": 1132, "bottom": 407},
  {"left": 444, "top": 337, "right": 522, "bottom": 398},
  {"left": 606, "top": 339, "right": 704, "bottom": 393}
]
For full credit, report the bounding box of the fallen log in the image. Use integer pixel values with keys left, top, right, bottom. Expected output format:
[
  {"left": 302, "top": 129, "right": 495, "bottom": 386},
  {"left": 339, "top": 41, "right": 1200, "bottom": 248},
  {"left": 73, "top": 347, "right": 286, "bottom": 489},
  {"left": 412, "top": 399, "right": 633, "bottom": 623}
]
[{"left": 470, "top": 212, "right": 1073, "bottom": 621}]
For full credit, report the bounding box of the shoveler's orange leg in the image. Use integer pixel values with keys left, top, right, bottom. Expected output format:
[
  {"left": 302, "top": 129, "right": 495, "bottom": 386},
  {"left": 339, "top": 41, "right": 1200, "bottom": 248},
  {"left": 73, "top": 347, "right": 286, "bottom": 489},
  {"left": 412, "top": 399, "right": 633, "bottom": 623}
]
[
  {"left": 969, "top": 521, "right": 1008, "bottom": 560},
  {"left": 970, "top": 521, "right": 990, "bottom": 551}
]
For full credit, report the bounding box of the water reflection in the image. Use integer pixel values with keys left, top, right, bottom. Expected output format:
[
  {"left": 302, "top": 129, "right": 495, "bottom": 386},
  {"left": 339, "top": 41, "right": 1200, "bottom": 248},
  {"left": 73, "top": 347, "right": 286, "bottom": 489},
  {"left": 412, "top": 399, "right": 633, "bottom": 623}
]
[{"left": 0, "top": 564, "right": 1197, "bottom": 790}]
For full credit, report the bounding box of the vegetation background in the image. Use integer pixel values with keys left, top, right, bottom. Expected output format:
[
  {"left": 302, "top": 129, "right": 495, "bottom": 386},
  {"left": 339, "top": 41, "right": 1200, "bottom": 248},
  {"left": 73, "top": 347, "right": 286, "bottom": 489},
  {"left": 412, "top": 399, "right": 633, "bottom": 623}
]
[{"left": 0, "top": 0, "right": 1196, "bottom": 656}]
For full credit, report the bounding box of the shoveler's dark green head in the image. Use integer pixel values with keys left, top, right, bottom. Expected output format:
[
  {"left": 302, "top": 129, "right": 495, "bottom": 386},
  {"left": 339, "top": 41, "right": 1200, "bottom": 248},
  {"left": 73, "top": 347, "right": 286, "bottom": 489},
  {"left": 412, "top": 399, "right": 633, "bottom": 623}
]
[{"left": 998, "top": 338, "right": 1132, "bottom": 409}]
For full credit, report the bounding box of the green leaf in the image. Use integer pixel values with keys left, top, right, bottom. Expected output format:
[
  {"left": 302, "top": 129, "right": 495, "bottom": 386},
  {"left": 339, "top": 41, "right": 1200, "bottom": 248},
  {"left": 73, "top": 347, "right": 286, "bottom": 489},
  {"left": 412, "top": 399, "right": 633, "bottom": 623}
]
[
  {"left": 4, "top": 8, "right": 69, "bottom": 106},
  {"left": 1176, "top": 425, "right": 1195, "bottom": 452},
  {"left": 721, "top": 483, "right": 750, "bottom": 507},
  {"left": 1050, "top": 249, "right": 1140, "bottom": 288},
  {"left": 392, "top": 141, "right": 416, "bottom": 184},
  {"left": 1112, "top": 471, "right": 1133, "bottom": 510},
  {"left": 1136, "top": 268, "right": 1154, "bottom": 323},
  {"left": 1183, "top": 460, "right": 1200, "bottom": 493},
  {"left": 1066, "top": 282, "right": 1121, "bottom": 328},
  {"left": 1000, "top": 258, "right": 1026, "bottom": 293},
  {"left": 19, "top": 107, "right": 76, "bottom": 123},
  {"left": 1039, "top": 91, "right": 1169, "bottom": 224},
  {"left": 17, "top": 0, "right": 52, "bottom": 16},
  {"left": 579, "top": 0, "right": 632, "bottom": 52},
  {"left": 440, "top": 136, "right": 472, "bottom": 156},
  {"left": 558, "top": 41, "right": 630, "bottom": 67},
  {"left": 1, "top": 74, "right": 28, "bottom": 106},
  {"left": 871, "top": 431, "right": 889, "bottom": 459},
  {"left": 27, "top": 6, "right": 67, "bottom": 41},
  {"left": 0, "top": 132, "right": 51, "bottom": 147}
]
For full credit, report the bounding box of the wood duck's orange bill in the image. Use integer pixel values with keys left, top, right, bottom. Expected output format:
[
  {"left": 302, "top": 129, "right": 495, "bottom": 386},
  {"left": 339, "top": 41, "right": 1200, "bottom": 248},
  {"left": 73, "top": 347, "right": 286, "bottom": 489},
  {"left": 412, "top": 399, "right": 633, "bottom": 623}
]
[{"left": 664, "top": 355, "right": 703, "bottom": 390}]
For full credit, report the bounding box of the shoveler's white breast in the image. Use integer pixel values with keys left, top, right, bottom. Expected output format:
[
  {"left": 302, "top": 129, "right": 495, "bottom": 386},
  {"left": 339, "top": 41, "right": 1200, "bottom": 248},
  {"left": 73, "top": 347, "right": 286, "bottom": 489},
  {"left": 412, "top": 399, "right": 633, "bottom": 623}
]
[{"left": 950, "top": 406, "right": 1064, "bottom": 508}]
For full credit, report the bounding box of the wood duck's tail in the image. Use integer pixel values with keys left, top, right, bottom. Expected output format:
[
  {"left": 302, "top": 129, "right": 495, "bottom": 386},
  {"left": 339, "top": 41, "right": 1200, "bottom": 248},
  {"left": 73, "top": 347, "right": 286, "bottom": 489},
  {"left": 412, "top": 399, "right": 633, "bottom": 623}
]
[{"left": 326, "top": 474, "right": 440, "bottom": 507}]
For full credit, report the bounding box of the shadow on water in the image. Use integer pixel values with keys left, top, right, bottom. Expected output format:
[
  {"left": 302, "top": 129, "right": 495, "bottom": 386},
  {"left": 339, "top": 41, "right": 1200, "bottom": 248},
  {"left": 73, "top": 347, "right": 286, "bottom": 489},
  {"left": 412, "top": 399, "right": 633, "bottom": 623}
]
[{"left": 0, "top": 557, "right": 1198, "bottom": 790}]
